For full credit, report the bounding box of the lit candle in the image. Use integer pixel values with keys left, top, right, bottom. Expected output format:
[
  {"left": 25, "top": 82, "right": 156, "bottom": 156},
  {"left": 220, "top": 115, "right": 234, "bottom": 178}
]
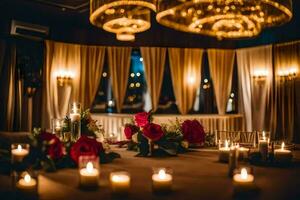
[
  {"left": 274, "top": 142, "right": 293, "bottom": 164},
  {"left": 219, "top": 140, "right": 230, "bottom": 162},
  {"left": 258, "top": 131, "right": 269, "bottom": 161},
  {"left": 152, "top": 169, "right": 173, "bottom": 193},
  {"left": 79, "top": 162, "right": 99, "bottom": 188},
  {"left": 233, "top": 168, "right": 255, "bottom": 191},
  {"left": 110, "top": 172, "right": 131, "bottom": 194},
  {"left": 16, "top": 173, "right": 37, "bottom": 196},
  {"left": 11, "top": 144, "right": 29, "bottom": 163},
  {"left": 55, "top": 121, "right": 62, "bottom": 132},
  {"left": 70, "top": 103, "right": 80, "bottom": 122}
]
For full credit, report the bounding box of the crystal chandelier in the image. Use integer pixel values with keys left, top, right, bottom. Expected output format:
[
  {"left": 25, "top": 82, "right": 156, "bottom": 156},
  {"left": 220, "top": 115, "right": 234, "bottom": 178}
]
[
  {"left": 90, "top": 0, "right": 156, "bottom": 41},
  {"left": 156, "top": 0, "right": 292, "bottom": 39}
]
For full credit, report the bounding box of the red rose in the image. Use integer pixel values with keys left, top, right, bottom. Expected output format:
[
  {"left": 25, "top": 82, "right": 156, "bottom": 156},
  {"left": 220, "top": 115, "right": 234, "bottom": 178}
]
[
  {"left": 135, "top": 112, "right": 150, "bottom": 127},
  {"left": 181, "top": 120, "right": 205, "bottom": 145},
  {"left": 124, "top": 124, "right": 139, "bottom": 140},
  {"left": 70, "top": 136, "right": 104, "bottom": 164},
  {"left": 39, "top": 132, "right": 64, "bottom": 160},
  {"left": 142, "top": 123, "right": 164, "bottom": 142}
]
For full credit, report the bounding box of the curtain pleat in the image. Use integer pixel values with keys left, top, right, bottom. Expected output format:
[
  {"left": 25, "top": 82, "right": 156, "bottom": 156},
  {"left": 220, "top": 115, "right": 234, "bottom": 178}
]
[
  {"left": 273, "top": 42, "right": 300, "bottom": 142},
  {"left": 107, "top": 47, "right": 132, "bottom": 113},
  {"left": 42, "top": 41, "right": 105, "bottom": 128},
  {"left": 140, "top": 47, "right": 166, "bottom": 112},
  {"left": 208, "top": 49, "right": 235, "bottom": 115},
  {"left": 79, "top": 46, "right": 105, "bottom": 109},
  {"left": 168, "top": 48, "right": 203, "bottom": 114},
  {"left": 236, "top": 45, "right": 273, "bottom": 132}
]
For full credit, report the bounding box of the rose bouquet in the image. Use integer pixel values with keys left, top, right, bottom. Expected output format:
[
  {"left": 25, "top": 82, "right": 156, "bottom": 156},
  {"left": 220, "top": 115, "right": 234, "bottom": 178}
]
[
  {"left": 23, "top": 110, "right": 120, "bottom": 172},
  {"left": 124, "top": 112, "right": 204, "bottom": 157}
]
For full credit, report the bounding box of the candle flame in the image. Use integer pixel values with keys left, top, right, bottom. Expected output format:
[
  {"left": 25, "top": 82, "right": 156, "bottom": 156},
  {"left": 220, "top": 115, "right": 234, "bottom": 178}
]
[
  {"left": 158, "top": 169, "right": 166, "bottom": 179},
  {"left": 17, "top": 145, "right": 22, "bottom": 151},
  {"left": 281, "top": 142, "right": 285, "bottom": 150},
  {"left": 24, "top": 174, "right": 31, "bottom": 183},
  {"left": 262, "top": 131, "right": 266, "bottom": 141},
  {"left": 86, "top": 162, "right": 94, "bottom": 173},
  {"left": 241, "top": 168, "right": 248, "bottom": 180}
]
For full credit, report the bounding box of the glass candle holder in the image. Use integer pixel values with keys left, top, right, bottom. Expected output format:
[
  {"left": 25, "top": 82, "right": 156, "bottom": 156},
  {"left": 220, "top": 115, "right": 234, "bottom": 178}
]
[
  {"left": 110, "top": 171, "right": 131, "bottom": 195},
  {"left": 274, "top": 142, "right": 293, "bottom": 164},
  {"left": 13, "top": 170, "right": 39, "bottom": 200},
  {"left": 70, "top": 102, "right": 81, "bottom": 142},
  {"left": 51, "top": 118, "right": 63, "bottom": 139},
  {"left": 233, "top": 167, "right": 255, "bottom": 193},
  {"left": 258, "top": 131, "right": 270, "bottom": 161},
  {"left": 11, "top": 144, "right": 30, "bottom": 164},
  {"left": 218, "top": 140, "right": 230, "bottom": 163},
  {"left": 152, "top": 167, "right": 173, "bottom": 193},
  {"left": 236, "top": 144, "right": 250, "bottom": 161},
  {"left": 78, "top": 155, "right": 100, "bottom": 189}
]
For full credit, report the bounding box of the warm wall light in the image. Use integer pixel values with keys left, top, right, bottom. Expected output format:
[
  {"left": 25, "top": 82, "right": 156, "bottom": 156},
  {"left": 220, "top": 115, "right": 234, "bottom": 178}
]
[
  {"left": 277, "top": 67, "right": 298, "bottom": 80},
  {"left": 55, "top": 70, "right": 75, "bottom": 86},
  {"left": 187, "top": 76, "right": 196, "bottom": 86},
  {"left": 252, "top": 69, "right": 269, "bottom": 83}
]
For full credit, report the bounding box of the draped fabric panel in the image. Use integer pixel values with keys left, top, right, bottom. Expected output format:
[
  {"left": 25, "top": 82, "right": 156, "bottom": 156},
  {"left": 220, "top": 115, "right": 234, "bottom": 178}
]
[
  {"left": 140, "top": 47, "right": 166, "bottom": 112},
  {"left": 107, "top": 47, "right": 132, "bottom": 113},
  {"left": 236, "top": 45, "right": 273, "bottom": 132},
  {"left": 79, "top": 46, "right": 105, "bottom": 109},
  {"left": 168, "top": 48, "right": 203, "bottom": 114},
  {"left": 208, "top": 49, "right": 235, "bottom": 115},
  {"left": 42, "top": 41, "right": 105, "bottom": 128},
  {"left": 0, "top": 43, "right": 16, "bottom": 131},
  {"left": 273, "top": 42, "right": 300, "bottom": 142}
]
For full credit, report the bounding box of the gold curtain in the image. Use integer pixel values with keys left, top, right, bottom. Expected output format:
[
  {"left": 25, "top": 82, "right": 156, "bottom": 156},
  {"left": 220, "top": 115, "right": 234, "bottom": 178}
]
[
  {"left": 236, "top": 45, "right": 273, "bottom": 131},
  {"left": 107, "top": 47, "right": 132, "bottom": 113},
  {"left": 273, "top": 41, "right": 300, "bottom": 142},
  {"left": 140, "top": 47, "right": 166, "bottom": 112},
  {"left": 79, "top": 46, "right": 105, "bottom": 109},
  {"left": 208, "top": 49, "right": 235, "bottom": 115},
  {"left": 168, "top": 48, "right": 203, "bottom": 114},
  {"left": 42, "top": 41, "right": 105, "bottom": 128}
]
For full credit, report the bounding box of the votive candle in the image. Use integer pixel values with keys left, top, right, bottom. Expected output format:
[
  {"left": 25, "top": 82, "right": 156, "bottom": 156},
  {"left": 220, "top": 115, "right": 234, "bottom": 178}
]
[
  {"left": 110, "top": 171, "right": 131, "bottom": 194},
  {"left": 274, "top": 142, "right": 293, "bottom": 164},
  {"left": 152, "top": 168, "right": 173, "bottom": 193}
]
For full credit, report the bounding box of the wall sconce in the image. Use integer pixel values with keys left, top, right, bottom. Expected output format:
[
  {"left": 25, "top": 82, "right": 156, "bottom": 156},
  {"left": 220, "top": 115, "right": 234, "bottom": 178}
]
[
  {"left": 277, "top": 68, "right": 298, "bottom": 81},
  {"left": 187, "top": 75, "right": 196, "bottom": 86},
  {"left": 252, "top": 69, "right": 268, "bottom": 83},
  {"left": 55, "top": 70, "right": 75, "bottom": 86}
]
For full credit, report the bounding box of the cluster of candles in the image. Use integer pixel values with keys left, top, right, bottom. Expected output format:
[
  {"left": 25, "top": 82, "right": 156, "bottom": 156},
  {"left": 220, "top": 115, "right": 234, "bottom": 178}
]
[{"left": 78, "top": 161, "right": 173, "bottom": 194}]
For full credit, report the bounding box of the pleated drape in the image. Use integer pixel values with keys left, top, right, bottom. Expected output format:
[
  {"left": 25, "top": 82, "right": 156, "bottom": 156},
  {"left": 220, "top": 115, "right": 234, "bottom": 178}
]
[
  {"left": 79, "top": 46, "right": 105, "bottom": 109},
  {"left": 140, "top": 47, "right": 166, "bottom": 112},
  {"left": 42, "top": 41, "right": 105, "bottom": 128},
  {"left": 168, "top": 48, "right": 203, "bottom": 114},
  {"left": 273, "top": 42, "right": 300, "bottom": 142},
  {"left": 107, "top": 47, "right": 132, "bottom": 113},
  {"left": 208, "top": 49, "right": 235, "bottom": 115},
  {"left": 236, "top": 45, "right": 273, "bottom": 131}
]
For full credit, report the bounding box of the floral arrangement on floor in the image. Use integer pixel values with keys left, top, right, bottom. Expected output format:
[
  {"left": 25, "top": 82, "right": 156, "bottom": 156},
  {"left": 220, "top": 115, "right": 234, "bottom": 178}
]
[
  {"left": 124, "top": 111, "right": 213, "bottom": 157},
  {"left": 24, "top": 109, "right": 120, "bottom": 172}
]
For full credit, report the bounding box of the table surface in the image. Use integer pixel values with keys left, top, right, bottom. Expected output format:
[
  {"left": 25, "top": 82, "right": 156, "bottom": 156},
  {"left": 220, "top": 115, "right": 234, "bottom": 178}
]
[{"left": 1, "top": 148, "right": 300, "bottom": 200}]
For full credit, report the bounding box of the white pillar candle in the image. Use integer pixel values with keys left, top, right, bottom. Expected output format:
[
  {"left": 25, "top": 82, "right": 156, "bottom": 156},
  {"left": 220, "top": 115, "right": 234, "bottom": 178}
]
[
  {"left": 110, "top": 172, "right": 131, "bottom": 194},
  {"left": 233, "top": 168, "right": 255, "bottom": 192},
  {"left": 79, "top": 162, "right": 99, "bottom": 188},
  {"left": 16, "top": 174, "right": 37, "bottom": 196},
  {"left": 152, "top": 169, "right": 173, "bottom": 193},
  {"left": 11, "top": 144, "right": 29, "bottom": 163},
  {"left": 274, "top": 142, "right": 293, "bottom": 163},
  {"left": 219, "top": 140, "right": 230, "bottom": 162},
  {"left": 70, "top": 103, "right": 81, "bottom": 122}
]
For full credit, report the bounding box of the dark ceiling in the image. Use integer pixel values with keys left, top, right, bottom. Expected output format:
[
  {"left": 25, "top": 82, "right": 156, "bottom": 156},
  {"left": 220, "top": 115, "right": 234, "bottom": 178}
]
[{"left": 1, "top": 0, "right": 300, "bottom": 49}]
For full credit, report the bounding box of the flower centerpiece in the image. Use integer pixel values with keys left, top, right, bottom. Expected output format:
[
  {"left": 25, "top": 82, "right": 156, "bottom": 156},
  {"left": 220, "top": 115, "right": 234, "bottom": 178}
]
[
  {"left": 124, "top": 112, "right": 212, "bottom": 157},
  {"left": 25, "top": 109, "right": 120, "bottom": 172}
]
